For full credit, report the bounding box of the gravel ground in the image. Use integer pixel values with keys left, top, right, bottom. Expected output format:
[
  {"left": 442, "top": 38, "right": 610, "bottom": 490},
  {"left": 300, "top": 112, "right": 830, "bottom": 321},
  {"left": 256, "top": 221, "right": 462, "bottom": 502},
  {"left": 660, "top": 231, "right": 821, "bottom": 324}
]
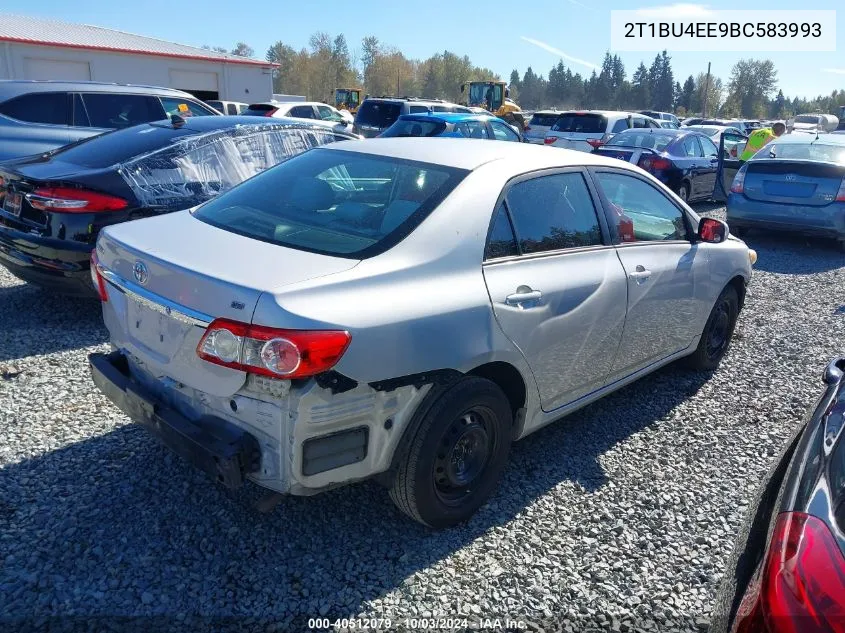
[{"left": 1, "top": 205, "right": 843, "bottom": 633}]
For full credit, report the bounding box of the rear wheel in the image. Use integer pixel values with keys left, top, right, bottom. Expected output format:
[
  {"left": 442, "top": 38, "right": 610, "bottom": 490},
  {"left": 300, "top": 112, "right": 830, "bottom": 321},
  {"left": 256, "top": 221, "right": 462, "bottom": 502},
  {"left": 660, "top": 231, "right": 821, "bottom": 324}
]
[
  {"left": 677, "top": 182, "right": 690, "bottom": 203},
  {"left": 685, "top": 285, "right": 740, "bottom": 371},
  {"left": 389, "top": 377, "right": 512, "bottom": 528}
]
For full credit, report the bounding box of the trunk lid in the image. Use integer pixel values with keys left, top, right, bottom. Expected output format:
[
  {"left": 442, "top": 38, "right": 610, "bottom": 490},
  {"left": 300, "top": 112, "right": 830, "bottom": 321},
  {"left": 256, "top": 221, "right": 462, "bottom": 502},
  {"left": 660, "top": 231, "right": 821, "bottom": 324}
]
[
  {"left": 98, "top": 210, "right": 360, "bottom": 397},
  {"left": 743, "top": 161, "right": 845, "bottom": 209}
]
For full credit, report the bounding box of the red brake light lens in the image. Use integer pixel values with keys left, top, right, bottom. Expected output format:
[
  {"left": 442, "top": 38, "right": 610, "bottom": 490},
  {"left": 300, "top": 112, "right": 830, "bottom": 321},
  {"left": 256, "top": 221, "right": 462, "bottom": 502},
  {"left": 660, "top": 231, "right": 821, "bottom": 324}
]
[
  {"left": 836, "top": 178, "right": 845, "bottom": 202},
  {"left": 586, "top": 138, "right": 605, "bottom": 149},
  {"left": 731, "top": 166, "right": 747, "bottom": 194},
  {"left": 28, "top": 187, "right": 128, "bottom": 213},
  {"left": 89, "top": 250, "right": 108, "bottom": 302},
  {"left": 733, "top": 512, "right": 845, "bottom": 633},
  {"left": 544, "top": 137, "right": 556, "bottom": 145},
  {"left": 264, "top": 108, "right": 279, "bottom": 117},
  {"left": 197, "top": 318, "right": 351, "bottom": 380}
]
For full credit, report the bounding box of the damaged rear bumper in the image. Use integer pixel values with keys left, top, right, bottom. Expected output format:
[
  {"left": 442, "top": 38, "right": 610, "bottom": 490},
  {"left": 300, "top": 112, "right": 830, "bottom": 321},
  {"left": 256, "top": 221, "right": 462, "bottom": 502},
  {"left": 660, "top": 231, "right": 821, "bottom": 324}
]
[{"left": 89, "top": 351, "right": 261, "bottom": 488}]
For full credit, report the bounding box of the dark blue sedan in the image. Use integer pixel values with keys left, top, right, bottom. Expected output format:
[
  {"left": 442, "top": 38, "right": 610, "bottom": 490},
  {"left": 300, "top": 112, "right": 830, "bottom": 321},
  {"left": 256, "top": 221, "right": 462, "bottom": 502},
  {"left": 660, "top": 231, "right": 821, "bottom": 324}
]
[
  {"left": 727, "top": 134, "right": 845, "bottom": 250},
  {"left": 379, "top": 112, "right": 524, "bottom": 142},
  {"left": 593, "top": 128, "right": 722, "bottom": 203}
]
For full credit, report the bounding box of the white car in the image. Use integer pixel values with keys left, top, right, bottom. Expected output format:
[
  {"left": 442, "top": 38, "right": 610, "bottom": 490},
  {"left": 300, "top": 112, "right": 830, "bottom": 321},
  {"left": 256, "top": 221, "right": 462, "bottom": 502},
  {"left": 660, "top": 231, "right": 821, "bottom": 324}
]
[
  {"left": 523, "top": 109, "right": 562, "bottom": 144},
  {"left": 205, "top": 100, "right": 249, "bottom": 116},
  {"left": 685, "top": 125, "right": 747, "bottom": 158},
  {"left": 244, "top": 101, "right": 354, "bottom": 131},
  {"left": 544, "top": 111, "right": 661, "bottom": 152}
]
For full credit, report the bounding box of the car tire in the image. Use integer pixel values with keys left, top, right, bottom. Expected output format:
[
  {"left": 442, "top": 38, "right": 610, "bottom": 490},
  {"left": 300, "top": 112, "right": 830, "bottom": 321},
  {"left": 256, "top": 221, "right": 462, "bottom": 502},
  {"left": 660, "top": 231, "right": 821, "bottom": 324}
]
[
  {"left": 677, "top": 182, "right": 690, "bottom": 203},
  {"left": 684, "top": 284, "right": 740, "bottom": 371},
  {"left": 389, "top": 377, "right": 512, "bottom": 529}
]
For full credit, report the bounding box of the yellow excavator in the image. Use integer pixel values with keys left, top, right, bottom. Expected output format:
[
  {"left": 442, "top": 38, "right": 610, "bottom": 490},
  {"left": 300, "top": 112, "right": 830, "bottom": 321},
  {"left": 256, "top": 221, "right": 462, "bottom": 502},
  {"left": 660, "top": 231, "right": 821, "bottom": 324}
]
[
  {"left": 459, "top": 81, "right": 524, "bottom": 129},
  {"left": 334, "top": 88, "right": 363, "bottom": 114}
]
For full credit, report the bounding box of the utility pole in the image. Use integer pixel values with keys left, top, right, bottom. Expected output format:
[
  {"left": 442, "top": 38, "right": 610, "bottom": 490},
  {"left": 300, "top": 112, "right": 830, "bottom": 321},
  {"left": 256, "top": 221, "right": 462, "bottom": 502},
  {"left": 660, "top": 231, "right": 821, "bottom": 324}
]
[{"left": 703, "top": 62, "right": 711, "bottom": 117}]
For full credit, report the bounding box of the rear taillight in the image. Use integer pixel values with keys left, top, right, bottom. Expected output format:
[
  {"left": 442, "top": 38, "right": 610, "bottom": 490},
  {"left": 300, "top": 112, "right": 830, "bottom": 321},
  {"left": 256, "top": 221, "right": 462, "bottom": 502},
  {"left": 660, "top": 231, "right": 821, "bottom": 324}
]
[
  {"left": 586, "top": 139, "right": 604, "bottom": 149},
  {"left": 197, "top": 318, "right": 351, "bottom": 380},
  {"left": 836, "top": 178, "right": 845, "bottom": 202},
  {"left": 638, "top": 156, "right": 672, "bottom": 171},
  {"left": 264, "top": 108, "right": 279, "bottom": 117},
  {"left": 89, "top": 250, "right": 108, "bottom": 302},
  {"left": 27, "top": 187, "right": 128, "bottom": 213},
  {"left": 544, "top": 137, "right": 557, "bottom": 145},
  {"left": 731, "top": 165, "right": 747, "bottom": 194},
  {"left": 733, "top": 512, "right": 845, "bottom": 633}
]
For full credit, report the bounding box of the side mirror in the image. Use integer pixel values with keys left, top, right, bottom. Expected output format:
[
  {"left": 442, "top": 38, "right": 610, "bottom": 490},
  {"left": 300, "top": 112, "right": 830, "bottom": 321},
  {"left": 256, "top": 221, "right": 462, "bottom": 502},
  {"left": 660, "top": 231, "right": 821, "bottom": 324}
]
[{"left": 698, "top": 217, "right": 728, "bottom": 244}]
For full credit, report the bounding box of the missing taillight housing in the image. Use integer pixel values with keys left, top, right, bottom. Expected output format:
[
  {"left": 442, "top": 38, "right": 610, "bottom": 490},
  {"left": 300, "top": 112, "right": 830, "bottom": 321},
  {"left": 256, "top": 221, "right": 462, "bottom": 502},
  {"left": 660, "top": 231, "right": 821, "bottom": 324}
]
[
  {"left": 732, "top": 512, "right": 845, "bottom": 633},
  {"left": 27, "top": 187, "right": 128, "bottom": 213},
  {"left": 89, "top": 250, "right": 108, "bottom": 302},
  {"left": 197, "top": 318, "right": 351, "bottom": 380}
]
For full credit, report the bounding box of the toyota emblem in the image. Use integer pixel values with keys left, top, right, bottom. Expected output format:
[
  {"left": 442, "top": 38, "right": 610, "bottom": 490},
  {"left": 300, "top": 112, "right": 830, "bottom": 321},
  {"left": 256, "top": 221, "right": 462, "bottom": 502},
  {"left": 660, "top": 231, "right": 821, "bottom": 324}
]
[{"left": 133, "top": 260, "right": 149, "bottom": 285}]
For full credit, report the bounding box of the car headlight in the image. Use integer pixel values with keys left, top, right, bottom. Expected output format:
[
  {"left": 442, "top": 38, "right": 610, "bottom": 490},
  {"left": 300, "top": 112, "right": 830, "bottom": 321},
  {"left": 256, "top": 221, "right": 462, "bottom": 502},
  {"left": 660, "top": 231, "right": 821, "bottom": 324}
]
[{"left": 748, "top": 249, "right": 758, "bottom": 266}]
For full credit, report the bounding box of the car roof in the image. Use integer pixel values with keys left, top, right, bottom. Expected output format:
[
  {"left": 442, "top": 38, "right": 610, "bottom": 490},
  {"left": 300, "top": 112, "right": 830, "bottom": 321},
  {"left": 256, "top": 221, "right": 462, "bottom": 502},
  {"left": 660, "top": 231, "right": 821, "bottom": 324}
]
[
  {"left": 399, "top": 112, "right": 494, "bottom": 123},
  {"left": 767, "top": 133, "right": 845, "bottom": 146},
  {"left": 0, "top": 79, "right": 196, "bottom": 99},
  {"left": 323, "top": 137, "right": 638, "bottom": 172}
]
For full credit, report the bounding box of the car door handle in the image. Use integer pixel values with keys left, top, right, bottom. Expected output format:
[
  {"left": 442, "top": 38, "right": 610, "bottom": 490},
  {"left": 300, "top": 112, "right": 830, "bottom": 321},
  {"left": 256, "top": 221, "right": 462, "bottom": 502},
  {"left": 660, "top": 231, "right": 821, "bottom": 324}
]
[
  {"left": 629, "top": 266, "right": 651, "bottom": 282},
  {"left": 505, "top": 289, "right": 543, "bottom": 306}
]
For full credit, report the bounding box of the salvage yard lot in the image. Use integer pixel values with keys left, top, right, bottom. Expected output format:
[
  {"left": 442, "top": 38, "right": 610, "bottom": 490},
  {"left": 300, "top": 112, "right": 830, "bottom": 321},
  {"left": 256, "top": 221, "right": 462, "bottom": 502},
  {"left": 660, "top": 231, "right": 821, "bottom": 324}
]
[{"left": 1, "top": 205, "right": 843, "bottom": 631}]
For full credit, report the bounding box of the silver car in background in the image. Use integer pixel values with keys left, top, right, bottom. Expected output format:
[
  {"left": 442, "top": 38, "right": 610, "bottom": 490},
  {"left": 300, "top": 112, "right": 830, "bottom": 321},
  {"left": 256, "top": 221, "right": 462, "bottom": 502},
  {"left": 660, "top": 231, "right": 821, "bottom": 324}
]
[{"left": 89, "top": 139, "right": 754, "bottom": 528}]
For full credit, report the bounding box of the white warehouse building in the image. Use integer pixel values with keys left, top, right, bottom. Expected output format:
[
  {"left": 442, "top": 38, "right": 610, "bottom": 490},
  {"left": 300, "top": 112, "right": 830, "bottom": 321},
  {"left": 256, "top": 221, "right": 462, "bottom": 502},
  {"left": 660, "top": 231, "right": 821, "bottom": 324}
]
[{"left": 0, "top": 15, "right": 276, "bottom": 103}]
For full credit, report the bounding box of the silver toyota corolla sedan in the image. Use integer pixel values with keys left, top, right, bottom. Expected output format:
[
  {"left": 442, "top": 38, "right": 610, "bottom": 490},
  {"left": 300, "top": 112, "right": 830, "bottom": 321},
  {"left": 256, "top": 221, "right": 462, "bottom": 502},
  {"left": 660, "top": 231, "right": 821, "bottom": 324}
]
[{"left": 88, "top": 138, "right": 755, "bottom": 528}]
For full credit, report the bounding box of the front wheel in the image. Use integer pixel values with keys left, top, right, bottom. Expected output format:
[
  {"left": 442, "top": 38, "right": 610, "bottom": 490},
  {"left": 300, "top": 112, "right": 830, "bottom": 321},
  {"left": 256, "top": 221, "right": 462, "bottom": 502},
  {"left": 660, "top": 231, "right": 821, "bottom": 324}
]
[
  {"left": 685, "top": 285, "right": 740, "bottom": 371},
  {"left": 389, "top": 377, "right": 512, "bottom": 528}
]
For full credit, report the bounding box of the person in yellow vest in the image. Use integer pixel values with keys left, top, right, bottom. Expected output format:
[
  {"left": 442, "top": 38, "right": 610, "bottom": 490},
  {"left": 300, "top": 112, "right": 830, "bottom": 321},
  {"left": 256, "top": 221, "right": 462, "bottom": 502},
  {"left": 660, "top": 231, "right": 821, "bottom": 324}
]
[{"left": 739, "top": 122, "right": 786, "bottom": 161}]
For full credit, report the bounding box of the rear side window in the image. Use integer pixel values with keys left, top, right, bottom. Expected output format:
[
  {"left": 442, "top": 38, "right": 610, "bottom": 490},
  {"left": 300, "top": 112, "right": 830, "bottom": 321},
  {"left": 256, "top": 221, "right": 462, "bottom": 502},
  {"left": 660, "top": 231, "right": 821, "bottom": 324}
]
[
  {"left": 81, "top": 93, "right": 164, "bottom": 128},
  {"left": 551, "top": 114, "right": 608, "bottom": 134},
  {"left": 206, "top": 101, "right": 224, "bottom": 111},
  {"left": 409, "top": 106, "right": 430, "bottom": 114},
  {"left": 611, "top": 119, "right": 630, "bottom": 133},
  {"left": 485, "top": 203, "right": 518, "bottom": 259},
  {"left": 381, "top": 119, "right": 447, "bottom": 137},
  {"left": 606, "top": 132, "right": 674, "bottom": 152},
  {"left": 682, "top": 136, "right": 704, "bottom": 157},
  {"left": 289, "top": 106, "right": 316, "bottom": 119},
  {"left": 193, "top": 149, "right": 467, "bottom": 257},
  {"left": 226, "top": 104, "right": 239, "bottom": 115},
  {"left": 505, "top": 173, "right": 603, "bottom": 254},
  {"left": 454, "top": 121, "right": 490, "bottom": 139},
  {"left": 356, "top": 101, "right": 401, "bottom": 127},
  {"left": 0, "top": 92, "right": 69, "bottom": 125},
  {"left": 529, "top": 113, "right": 560, "bottom": 127}
]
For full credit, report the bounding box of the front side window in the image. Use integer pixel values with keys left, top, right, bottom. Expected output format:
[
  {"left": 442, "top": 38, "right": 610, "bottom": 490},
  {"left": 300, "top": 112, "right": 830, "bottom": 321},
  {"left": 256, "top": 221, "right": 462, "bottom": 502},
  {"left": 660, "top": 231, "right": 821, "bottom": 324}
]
[
  {"left": 159, "top": 97, "right": 216, "bottom": 118},
  {"left": 81, "top": 93, "right": 164, "bottom": 128},
  {"left": 0, "top": 92, "right": 69, "bottom": 125},
  {"left": 595, "top": 171, "right": 689, "bottom": 243},
  {"left": 490, "top": 121, "right": 520, "bottom": 142},
  {"left": 505, "top": 172, "right": 603, "bottom": 254},
  {"left": 193, "top": 149, "right": 467, "bottom": 257}
]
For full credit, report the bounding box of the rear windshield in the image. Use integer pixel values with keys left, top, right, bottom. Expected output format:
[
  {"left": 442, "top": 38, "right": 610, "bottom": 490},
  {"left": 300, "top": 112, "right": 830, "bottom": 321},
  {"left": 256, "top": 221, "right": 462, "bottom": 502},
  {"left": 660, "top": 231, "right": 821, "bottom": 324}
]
[
  {"left": 606, "top": 131, "right": 675, "bottom": 152},
  {"left": 551, "top": 114, "right": 607, "bottom": 133},
  {"left": 193, "top": 149, "right": 467, "bottom": 258},
  {"left": 44, "top": 124, "right": 194, "bottom": 168},
  {"left": 751, "top": 142, "right": 845, "bottom": 165},
  {"left": 381, "top": 119, "right": 447, "bottom": 137},
  {"left": 529, "top": 113, "right": 560, "bottom": 127},
  {"left": 355, "top": 101, "right": 401, "bottom": 128}
]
